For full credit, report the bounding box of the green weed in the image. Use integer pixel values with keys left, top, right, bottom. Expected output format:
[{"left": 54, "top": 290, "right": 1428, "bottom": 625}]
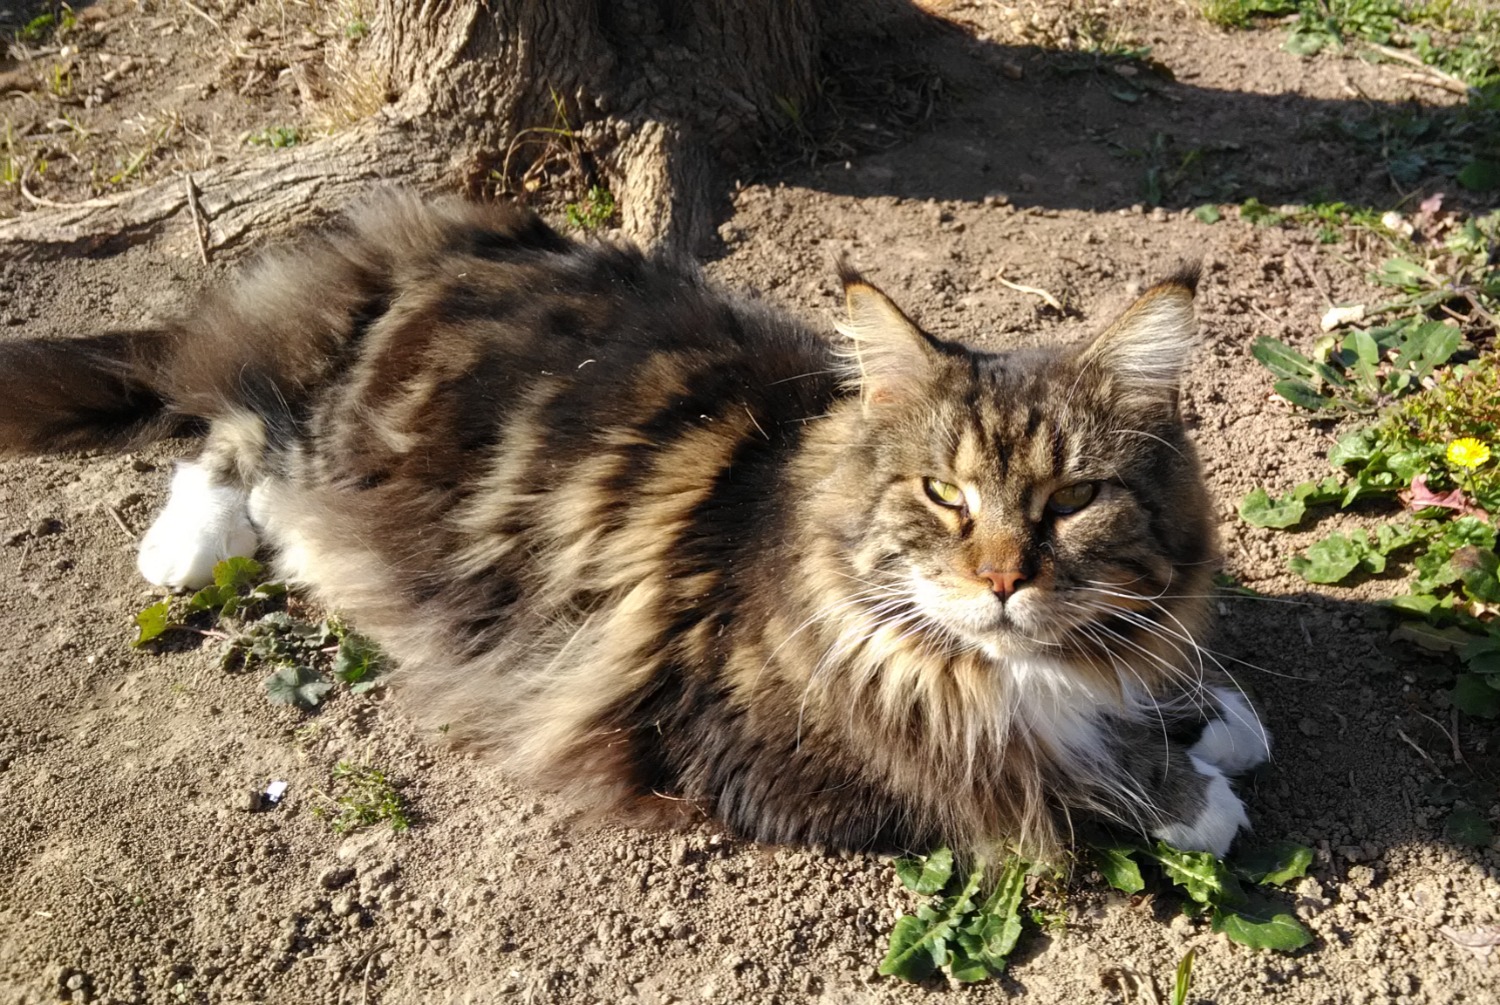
[
  {"left": 247, "top": 126, "right": 302, "bottom": 149},
  {"left": 132, "top": 557, "right": 390, "bottom": 711},
  {"left": 881, "top": 838, "right": 1312, "bottom": 983},
  {"left": 316, "top": 761, "right": 411, "bottom": 834},
  {"left": 564, "top": 185, "right": 616, "bottom": 231},
  {"left": 1243, "top": 209, "right": 1500, "bottom": 718},
  {"left": 14, "top": 6, "right": 76, "bottom": 44}
]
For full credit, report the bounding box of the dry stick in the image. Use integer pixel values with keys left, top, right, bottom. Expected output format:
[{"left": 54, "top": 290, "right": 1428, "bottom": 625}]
[
  {"left": 1395, "top": 70, "right": 1472, "bottom": 97},
  {"left": 18, "top": 164, "right": 135, "bottom": 210},
  {"left": 105, "top": 505, "right": 135, "bottom": 541},
  {"left": 179, "top": 0, "right": 225, "bottom": 33},
  {"left": 1367, "top": 42, "right": 1478, "bottom": 98},
  {"left": 995, "top": 272, "right": 1063, "bottom": 311},
  {"left": 1395, "top": 727, "right": 1432, "bottom": 762},
  {"left": 1290, "top": 252, "right": 1334, "bottom": 309},
  {"left": 183, "top": 172, "right": 211, "bottom": 266}
]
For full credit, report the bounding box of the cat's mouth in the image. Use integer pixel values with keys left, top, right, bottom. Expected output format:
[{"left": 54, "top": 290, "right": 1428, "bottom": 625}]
[{"left": 907, "top": 574, "right": 1068, "bottom": 652}]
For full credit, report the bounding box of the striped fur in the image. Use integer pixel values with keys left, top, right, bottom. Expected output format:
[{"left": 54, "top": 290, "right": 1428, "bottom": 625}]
[{"left": 0, "top": 193, "right": 1265, "bottom": 858}]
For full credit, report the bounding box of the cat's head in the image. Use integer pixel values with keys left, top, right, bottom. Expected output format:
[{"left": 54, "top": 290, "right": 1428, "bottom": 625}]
[{"left": 816, "top": 266, "right": 1216, "bottom": 688}]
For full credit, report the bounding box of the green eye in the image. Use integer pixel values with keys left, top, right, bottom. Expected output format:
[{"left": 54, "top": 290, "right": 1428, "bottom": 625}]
[
  {"left": 923, "top": 477, "right": 965, "bottom": 508},
  {"left": 1047, "top": 482, "right": 1097, "bottom": 515}
]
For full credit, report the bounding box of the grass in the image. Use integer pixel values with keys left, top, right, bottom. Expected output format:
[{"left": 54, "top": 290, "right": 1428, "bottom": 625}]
[
  {"left": 317, "top": 761, "right": 411, "bottom": 834},
  {"left": 247, "top": 126, "right": 302, "bottom": 149}
]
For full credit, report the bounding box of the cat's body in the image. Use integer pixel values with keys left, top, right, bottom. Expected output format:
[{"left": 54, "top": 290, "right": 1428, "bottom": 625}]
[{"left": 0, "top": 193, "right": 1267, "bottom": 857}]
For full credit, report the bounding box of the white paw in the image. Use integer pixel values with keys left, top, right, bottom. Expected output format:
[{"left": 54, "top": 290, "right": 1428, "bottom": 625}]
[
  {"left": 1152, "top": 755, "right": 1250, "bottom": 857},
  {"left": 1190, "top": 686, "right": 1271, "bottom": 776},
  {"left": 136, "top": 461, "right": 258, "bottom": 589}
]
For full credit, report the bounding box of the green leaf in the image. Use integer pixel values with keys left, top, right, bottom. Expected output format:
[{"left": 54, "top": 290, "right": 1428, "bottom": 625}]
[
  {"left": 1444, "top": 807, "right": 1494, "bottom": 846},
  {"left": 213, "top": 556, "right": 264, "bottom": 591},
  {"left": 1193, "top": 204, "right": 1221, "bottom": 224},
  {"left": 333, "top": 631, "right": 388, "bottom": 689},
  {"left": 1234, "top": 841, "right": 1313, "bottom": 887},
  {"left": 1238, "top": 487, "right": 1306, "bottom": 529},
  {"left": 1451, "top": 674, "right": 1500, "bottom": 718},
  {"left": 895, "top": 847, "right": 954, "bottom": 896},
  {"left": 1457, "top": 159, "right": 1500, "bottom": 192},
  {"left": 879, "top": 865, "right": 982, "bottom": 981},
  {"left": 1386, "top": 594, "right": 1439, "bottom": 616},
  {"left": 1150, "top": 842, "right": 1236, "bottom": 905},
  {"left": 1273, "top": 377, "right": 1336, "bottom": 410},
  {"left": 962, "top": 856, "right": 1029, "bottom": 972},
  {"left": 1171, "top": 949, "right": 1195, "bottom": 1005},
  {"left": 880, "top": 915, "right": 941, "bottom": 981},
  {"left": 1094, "top": 845, "right": 1146, "bottom": 894},
  {"left": 1211, "top": 895, "right": 1313, "bottom": 951},
  {"left": 1252, "top": 337, "right": 1317, "bottom": 380},
  {"left": 1289, "top": 533, "right": 1364, "bottom": 584},
  {"left": 186, "top": 583, "right": 236, "bottom": 615},
  {"left": 264, "top": 664, "right": 333, "bottom": 710},
  {"left": 1451, "top": 547, "right": 1500, "bottom": 604},
  {"left": 1328, "top": 427, "right": 1380, "bottom": 467},
  {"left": 1374, "top": 257, "right": 1434, "bottom": 290},
  {"left": 133, "top": 599, "right": 175, "bottom": 647}
]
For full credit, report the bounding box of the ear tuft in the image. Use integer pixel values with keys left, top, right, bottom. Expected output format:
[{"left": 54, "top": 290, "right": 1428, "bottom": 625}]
[
  {"left": 833, "top": 262, "right": 938, "bottom": 405},
  {"left": 1079, "top": 276, "right": 1199, "bottom": 402}
]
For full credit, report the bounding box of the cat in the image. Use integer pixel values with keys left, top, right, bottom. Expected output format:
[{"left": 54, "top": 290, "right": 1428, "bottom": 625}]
[{"left": 0, "top": 192, "right": 1268, "bottom": 859}]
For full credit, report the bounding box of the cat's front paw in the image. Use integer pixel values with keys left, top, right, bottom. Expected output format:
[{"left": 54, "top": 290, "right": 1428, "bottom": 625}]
[
  {"left": 136, "top": 461, "right": 258, "bottom": 589},
  {"left": 1151, "top": 756, "right": 1250, "bottom": 857},
  {"left": 1190, "top": 686, "right": 1271, "bottom": 776}
]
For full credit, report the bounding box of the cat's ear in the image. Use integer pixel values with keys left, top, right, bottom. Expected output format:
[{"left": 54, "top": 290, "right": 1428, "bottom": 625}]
[
  {"left": 834, "top": 262, "right": 940, "bottom": 405},
  {"left": 1079, "top": 271, "right": 1199, "bottom": 408}
]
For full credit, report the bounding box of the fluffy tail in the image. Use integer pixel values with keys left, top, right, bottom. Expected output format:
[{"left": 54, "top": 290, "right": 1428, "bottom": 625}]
[{"left": 0, "top": 328, "right": 182, "bottom": 454}]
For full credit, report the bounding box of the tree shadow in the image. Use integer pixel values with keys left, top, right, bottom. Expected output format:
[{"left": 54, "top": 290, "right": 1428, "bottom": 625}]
[{"left": 756, "top": 13, "right": 1495, "bottom": 221}]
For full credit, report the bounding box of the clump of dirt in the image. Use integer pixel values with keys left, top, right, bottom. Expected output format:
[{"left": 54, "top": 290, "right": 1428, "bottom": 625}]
[{"left": 0, "top": 2, "right": 1496, "bottom": 1004}]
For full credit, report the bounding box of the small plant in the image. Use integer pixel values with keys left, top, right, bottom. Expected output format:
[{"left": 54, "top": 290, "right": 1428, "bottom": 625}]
[
  {"left": 1171, "top": 949, "right": 1197, "bottom": 1005},
  {"left": 132, "top": 557, "right": 390, "bottom": 710},
  {"left": 564, "top": 185, "right": 616, "bottom": 231},
  {"left": 317, "top": 761, "right": 411, "bottom": 834},
  {"left": 133, "top": 556, "right": 286, "bottom": 646},
  {"left": 247, "top": 126, "right": 302, "bottom": 149},
  {"left": 14, "top": 6, "right": 75, "bottom": 44},
  {"left": 880, "top": 838, "right": 1312, "bottom": 983},
  {"left": 880, "top": 850, "right": 1032, "bottom": 982}
]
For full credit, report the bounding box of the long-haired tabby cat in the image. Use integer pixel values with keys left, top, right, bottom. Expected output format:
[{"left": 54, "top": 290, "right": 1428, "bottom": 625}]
[{"left": 0, "top": 193, "right": 1267, "bottom": 858}]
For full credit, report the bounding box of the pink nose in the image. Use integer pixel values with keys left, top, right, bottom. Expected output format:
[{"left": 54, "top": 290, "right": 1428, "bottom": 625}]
[{"left": 977, "top": 567, "right": 1025, "bottom": 599}]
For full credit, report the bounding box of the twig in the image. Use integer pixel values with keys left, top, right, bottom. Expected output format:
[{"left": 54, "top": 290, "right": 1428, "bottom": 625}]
[
  {"left": 1290, "top": 252, "right": 1334, "bottom": 308},
  {"left": 996, "top": 271, "right": 1063, "bottom": 311},
  {"left": 1416, "top": 710, "right": 1460, "bottom": 765},
  {"left": 16, "top": 539, "right": 31, "bottom": 576},
  {"left": 1395, "top": 727, "right": 1432, "bottom": 762},
  {"left": 1450, "top": 706, "right": 1464, "bottom": 765},
  {"left": 19, "top": 165, "right": 136, "bottom": 210},
  {"left": 179, "top": 0, "right": 225, "bottom": 33},
  {"left": 1395, "top": 70, "right": 1473, "bottom": 97},
  {"left": 1368, "top": 42, "right": 1479, "bottom": 99},
  {"left": 183, "top": 172, "right": 211, "bottom": 265},
  {"left": 105, "top": 505, "right": 135, "bottom": 541}
]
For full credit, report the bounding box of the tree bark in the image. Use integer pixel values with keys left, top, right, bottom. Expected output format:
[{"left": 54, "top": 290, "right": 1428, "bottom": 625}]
[{"left": 0, "top": 1, "right": 923, "bottom": 260}]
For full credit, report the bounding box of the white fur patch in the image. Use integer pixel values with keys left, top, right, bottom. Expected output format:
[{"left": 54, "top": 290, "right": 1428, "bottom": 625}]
[
  {"left": 1152, "top": 755, "right": 1250, "bottom": 856},
  {"left": 1191, "top": 686, "right": 1271, "bottom": 775},
  {"left": 136, "top": 461, "right": 258, "bottom": 589}
]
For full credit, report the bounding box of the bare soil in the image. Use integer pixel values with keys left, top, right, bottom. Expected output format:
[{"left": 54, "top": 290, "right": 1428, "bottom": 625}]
[{"left": 0, "top": 2, "right": 1496, "bottom": 1003}]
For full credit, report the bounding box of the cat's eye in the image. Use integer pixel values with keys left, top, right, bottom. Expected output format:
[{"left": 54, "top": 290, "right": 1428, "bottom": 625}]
[
  {"left": 1046, "top": 482, "right": 1098, "bottom": 515},
  {"left": 923, "top": 477, "right": 965, "bottom": 509}
]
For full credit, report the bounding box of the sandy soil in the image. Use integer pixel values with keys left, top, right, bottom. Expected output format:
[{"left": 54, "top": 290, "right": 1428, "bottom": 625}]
[{"left": 0, "top": 2, "right": 1496, "bottom": 1003}]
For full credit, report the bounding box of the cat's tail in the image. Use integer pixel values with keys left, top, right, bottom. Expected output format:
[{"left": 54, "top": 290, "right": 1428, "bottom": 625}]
[{"left": 0, "top": 327, "right": 183, "bottom": 454}]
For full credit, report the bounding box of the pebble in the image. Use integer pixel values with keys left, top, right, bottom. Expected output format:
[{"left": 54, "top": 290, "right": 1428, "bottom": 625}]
[
  {"left": 318, "top": 865, "right": 355, "bottom": 890},
  {"left": 232, "top": 789, "right": 263, "bottom": 813}
]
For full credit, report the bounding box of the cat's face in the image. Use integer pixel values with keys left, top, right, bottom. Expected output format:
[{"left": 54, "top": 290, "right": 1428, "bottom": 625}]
[{"left": 822, "top": 274, "right": 1215, "bottom": 677}]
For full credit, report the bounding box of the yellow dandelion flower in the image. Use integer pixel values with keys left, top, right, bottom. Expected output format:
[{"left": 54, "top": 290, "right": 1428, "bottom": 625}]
[{"left": 1447, "top": 437, "right": 1492, "bottom": 470}]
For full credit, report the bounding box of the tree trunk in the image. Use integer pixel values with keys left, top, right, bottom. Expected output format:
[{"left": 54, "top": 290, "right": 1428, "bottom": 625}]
[{"left": 0, "top": 1, "right": 923, "bottom": 259}]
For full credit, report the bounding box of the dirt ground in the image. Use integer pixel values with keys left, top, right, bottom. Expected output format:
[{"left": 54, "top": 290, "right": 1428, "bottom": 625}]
[{"left": 0, "top": 1, "right": 1496, "bottom": 1003}]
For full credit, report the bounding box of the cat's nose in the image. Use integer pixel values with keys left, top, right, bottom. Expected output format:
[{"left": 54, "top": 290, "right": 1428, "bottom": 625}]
[{"left": 976, "top": 566, "right": 1025, "bottom": 599}]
